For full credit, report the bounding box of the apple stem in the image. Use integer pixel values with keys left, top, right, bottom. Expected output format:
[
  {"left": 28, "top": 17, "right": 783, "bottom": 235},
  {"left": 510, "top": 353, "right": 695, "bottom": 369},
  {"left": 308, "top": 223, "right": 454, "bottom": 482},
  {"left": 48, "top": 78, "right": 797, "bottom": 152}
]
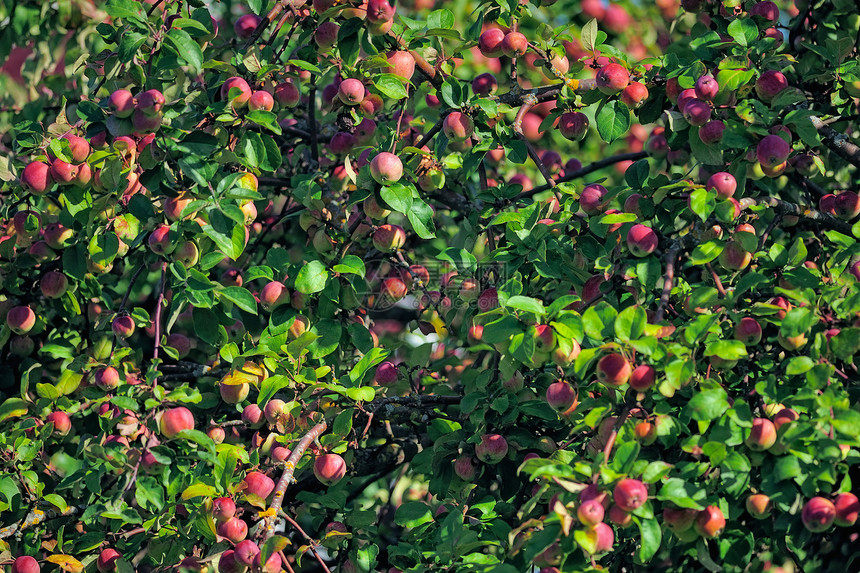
[{"left": 705, "top": 263, "right": 727, "bottom": 297}]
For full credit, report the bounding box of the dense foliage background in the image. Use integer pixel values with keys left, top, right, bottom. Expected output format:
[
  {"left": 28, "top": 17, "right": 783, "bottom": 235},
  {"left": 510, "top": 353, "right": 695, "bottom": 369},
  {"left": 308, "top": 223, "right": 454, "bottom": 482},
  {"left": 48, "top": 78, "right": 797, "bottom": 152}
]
[{"left": 1, "top": 0, "right": 859, "bottom": 571}]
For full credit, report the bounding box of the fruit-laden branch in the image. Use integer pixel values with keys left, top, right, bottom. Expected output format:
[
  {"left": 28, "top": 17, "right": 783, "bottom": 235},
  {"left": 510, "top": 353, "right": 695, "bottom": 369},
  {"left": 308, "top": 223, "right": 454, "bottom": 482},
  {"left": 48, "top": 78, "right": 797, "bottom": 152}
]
[
  {"left": 520, "top": 151, "right": 649, "bottom": 200},
  {"left": 241, "top": 0, "right": 293, "bottom": 50},
  {"left": 810, "top": 115, "right": 860, "bottom": 169},
  {"left": 360, "top": 395, "right": 462, "bottom": 439},
  {"left": 745, "top": 196, "right": 856, "bottom": 235},
  {"left": 261, "top": 420, "right": 328, "bottom": 540}
]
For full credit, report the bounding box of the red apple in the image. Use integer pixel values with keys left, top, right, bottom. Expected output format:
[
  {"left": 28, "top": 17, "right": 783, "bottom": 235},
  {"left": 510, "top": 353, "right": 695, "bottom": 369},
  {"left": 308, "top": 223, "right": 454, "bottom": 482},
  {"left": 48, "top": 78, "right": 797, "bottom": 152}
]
[
  {"left": 834, "top": 492, "right": 860, "bottom": 527},
  {"left": 475, "top": 433, "right": 508, "bottom": 464},
  {"left": 314, "top": 453, "right": 347, "bottom": 485},
  {"left": 217, "top": 517, "right": 249, "bottom": 543},
  {"left": 212, "top": 497, "right": 236, "bottom": 522},
  {"left": 802, "top": 496, "right": 836, "bottom": 532},
  {"left": 695, "top": 505, "right": 726, "bottom": 538},
  {"left": 243, "top": 471, "right": 275, "bottom": 500},
  {"left": 159, "top": 407, "right": 195, "bottom": 438},
  {"left": 596, "top": 353, "right": 632, "bottom": 386},
  {"left": 97, "top": 548, "right": 121, "bottom": 572},
  {"left": 613, "top": 478, "right": 648, "bottom": 511}
]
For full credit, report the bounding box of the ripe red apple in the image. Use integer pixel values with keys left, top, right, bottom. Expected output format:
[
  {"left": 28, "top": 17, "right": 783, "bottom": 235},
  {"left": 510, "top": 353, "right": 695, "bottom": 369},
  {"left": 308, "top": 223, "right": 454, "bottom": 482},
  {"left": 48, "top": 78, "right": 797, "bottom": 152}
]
[
  {"left": 734, "top": 317, "right": 762, "bottom": 346},
  {"left": 217, "top": 517, "right": 249, "bottom": 543},
  {"left": 314, "top": 453, "right": 347, "bottom": 485},
  {"left": 263, "top": 399, "right": 287, "bottom": 426},
  {"left": 626, "top": 224, "right": 658, "bottom": 257},
  {"left": 112, "top": 315, "right": 135, "bottom": 338},
  {"left": 46, "top": 411, "right": 71, "bottom": 436},
  {"left": 581, "top": 483, "right": 611, "bottom": 509},
  {"left": 472, "top": 72, "right": 497, "bottom": 96},
  {"left": 218, "top": 550, "right": 242, "bottom": 573},
  {"left": 755, "top": 69, "right": 788, "bottom": 102},
  {"left": 148, "top": 224, "right": 175, "bottom": 255},
  {"left": 620, "top": 82, "right": 649, "bottom": 108},
  {"left": 11, "top": 556, "right": 40, "bottom": 573},
  {"left": 552, "top": 339, "right": 581, "bottom": 368},
  {"left": 834, "top": 191, "right": 860, "bottom": 220},
  {"left": 613, "top": 478, "right": 648, "bottom": 511},
  {"left": 442, "top": 111, "right": 474, "bottom": 142},
  {"left": 315, "top": 21, "right": 339, "bottom": 51},
  {"left": 500, "top": 31, "right": 528, "bottom": 58},
  {"left": 136, "top": 89, "right": 164, "bottom": 116},
  {"left": 559, "top": 111, "right": 588, "bottom": 141},
  {"left": 212, "top": 497, "right": 236, "bottom": 522},
  {"left": 706, "top": 172, "right": 736, "bottom": 199},
  {"left": 596, "top": 353, "right": 632, "bottom": 386},
  {"left": 475, "top": 433, "right": 508, "bottom": 464},
  {"left": 834, "top": 492, "right": 860, "bottom": 526},
  {"left": 454, "top": 456, "right": 477, "bottom": 481},
  {"left": 772, "top": 407, "right": 799, "bottom": 431},
  {"left": 243, "top": 471, "right": 275, "bottom": 500},
  {"left": 594, "top": 522, "right": 614, "bottom": 553},
  {"left": 746, "top": 494, "right": 772, "bottom": 519},
  {"left": 695, "top": 505, "right": 726, "bottom": 538},
  {"left": 757, "top": 134, "right": 791, "bottom": 168},
  {"left": 802, "top": 496, "right": 836, "bottom": 532},
  {"left": 234, "top": 13, "right": 261, "bottom": 39},
  {"left": 108, "top": 88, "right": 135, "bottom": 117},
  {"left": 274, "top": 81, "right": 300, "bottom": 108},
  {"left": 386, "top": 50, "right": 415, "bottom": 79},
  {"left": 634, "top": 421, "right": 657, "bottom": 445},
  {"left": 337, "top": 78, "right": 365, "bottom": 105},
  {"left": 7, "top": 306, "right": 36, "bottom": 335},
  {"left": 580, "top": 183, "right": 608, "bottom": 216},
  {"left": 374, "top": 361, "right": 398, "bottom": 385},
  {"left": 478, "top": 28, "right": 505, "bottom": 57},
  {"left": 234, "top": 540, "right": 260, "bottom": 567},
  {"left": 370, "top": 152, "right": 403, "bottom": 185},
  {"left": 260, "top": 281, "right": 290, "bottom": 311},
  {"left": 248, "top": 90, "right": 274, "bottom": 112},
  {"left": 629, "top": 364, "right": 655, "bottom": 391},
  {"left": 546, "top": 380, "right": 576, "bottom": 412},
  {"left": 663, "top": 507, "right": 697, "bottom": 532},
  {"left": 94, "top": 366, "right": 120, "bottom": 390},
  {"left": 21, "top": 161, "right": 53, "bottom": 194},
  {"left": 221, "top": 77, "right": 252, "bottom": 108},
  {"left": 50, "top": 160, "right": 78, "bottom": 185},
  {"left": 254, "top": 551, "right": 281, "bottom": 573},
  {"left": 578, "top": 498, "right": 605, "bottom": 526},
  {"left": 682, "top": 99, "right": 711, "bottom": 126},
  {"left": 699, "top": 119, "right": 725, "bottom": 144},
  {"left": 97, "top": 548, "right": 121, "bottom": 572},
  {"left": 531, "top": 324, "right": 556, "bottom": 352},
  {"left": 608, "top": 504, "right": 633, "bottom": 528},
  {"left": 596, "top": 63, "right": 630, "bottom": 94},
  {"left": 372, "top": 224, "right": 406, "bottom": 252},
  {"left": 43, "top": 223, "right": 73, "bottom": 249},
  {"left": 159, "top": 406, "right": 195, "bottom": 438}
]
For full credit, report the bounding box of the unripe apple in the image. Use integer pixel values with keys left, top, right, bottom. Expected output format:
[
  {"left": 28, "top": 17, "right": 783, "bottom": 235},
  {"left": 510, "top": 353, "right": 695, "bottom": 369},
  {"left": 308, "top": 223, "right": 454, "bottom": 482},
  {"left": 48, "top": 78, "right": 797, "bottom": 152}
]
[
  {"left": 94, "top": 366, "right": 120, "bottom": 390},
  {"left": 552, "top": 339, "right": 581, "bottom": 367},
  {"left": 274, "top": 81, "right": 301, "bottom": 108},
  {"left": 755, "top": 69, "right": 788, "bottom": 102},
  {"left": 613, "top": 478, "right": 648, "bottom": 511},
  {"left": 718, "top": 240, "right": 752, "bottom": 271},
  {"left": 108, "top": 89, "right": 135, "bottom": 117},
  {"left": 243, "top": 471, "right": 275, "bottom": 499},
  {"left": 634, "top": 421, "right": 657, "bottom": 445},
  {"left": 626, "top": 224, "right": 658, "bottom": 257},
  {"left": 234, "top": 13, "right": 261, "bottom": 39},
  {"left": 695, "top": 505, "right": 726, "bottom": 538},
  {"left": 834, "top": 191, "right": 860, "bottom": 220},
  {"left": 596, "top": 63, "right": 630, "bottom": 94},
  {"left": 248, "top": 90, "right": 274, "bottom": 112},
  {"left": 834, "top": 492, "right": 860, "bottom": 526},
  {"left": 559, "top": 112, "right": 589, "bottom": 141},
  {"left": 454, "top": 456, "right": 477, "bottom": 481},
  {"left": 363, "top": 195, "right": 391, "bottom": 220},
  {"left": 734, "top": 317, "right": 762, "bottom": 346},
  {"left": 160, "top": 407, "right": 194, "bottom": 438},
  {"left": 374, "top": 361, "right": 398, "bottom": 385},
  {"left": 531, "top": 324, "right": 556, "bottom": 352},
  {"left": 546, "top": 380, "right": 576, "bottom": 412},
  {"left": 475, "top": 433, "right": 508, "bottom": 464},
  {"left": 664, "top": 507, "right": 697, "bottom": 532},
  {"left": 220, "top": 380, "right": 250, "bottom": 404},
  {"left": 580, "top": 184, "right": 607, "bottom": 215},
  {"left": 212, "top": 497, "right": 236, "bottom": 522},
  {"left": 620, "top": 82, "right": 649, "bottom": 108},
  {"left": 260, "top": 281, "right": 290, "bottom": 311},
  {"left": 44, "top": 223, "right": 73, "bottom": 249},
  {"left": 746, "top": 493, "right": 772, "bottom": 519},
  {"left": 373, "top": 224, "right": 406, "bottom": 252},
  {"left": 314, "top": 453, "right": 347, "bottom": 485},
  {"left": 745, "top": 418, "right": 777, "bottom": 451},
  {"left": 417, "top": 167, "right": 445, "bottom": 192},
  {"left": 596, "top": 353, "right": 632, "bottom": 386},
  {"left": 46, "top": 411, "right": 71, "bottom": 436},
  {"left": 221, "top": 77, "right": 252, "bottom": 108},
  {"left": 112, "top": 315, "right": 135, "bottom": 338},
  {"left": 337, "top": 78, "right": 365, "bottom": 105},
  {"left": 96, "top": 549, "right": 121, "bottom": 572},
  {"left": 7, "top": 306, "right": 36, "bottom": 335},
  {"left": 208, "top": 427, "right": 226, "bottom": 444},
  {"left": 500, "top": 32, "right": 528, "bottom": 58},
  {"left": 777, "top": 332, "right": 807, "bottom": 351},
  {"left": 217, "top": 517, "right": 249, "bottom": 543},
  {"left": 629, "top": 364, "right": 655, "bottom": 391},
  {"left": 578, "top": 499, "right": 605, "bottom": 526},
  {"left": 442, "top": 111, "right": 474, "bottom": 142},
  {"left": 370, "top": 152, "right": 403, "bottom": 185},
  {"left": 478, "top": 28, "right": 505, "bottom": 57},
  {"left": 263, "top": 399, "right": 287, "bottom": 425},
  {"left": 148, "top": 224, "right": 175, "bottom": 255},
  {"left": 288, "top": 315, "right": 310, "bottom": 339},
  {"left": 802, "top": 496, "right": 836, "bottom": 532}
]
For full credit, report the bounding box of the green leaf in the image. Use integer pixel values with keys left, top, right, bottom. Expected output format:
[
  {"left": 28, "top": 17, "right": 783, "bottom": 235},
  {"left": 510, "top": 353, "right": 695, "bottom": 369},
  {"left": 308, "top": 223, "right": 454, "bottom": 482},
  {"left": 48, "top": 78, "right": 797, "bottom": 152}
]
[
  {"left": 407, "top": 199, "right": 437, "bottom": 239},
  {"left": 704, "top": 340, "right": 748, "bottom": 360},
  {"left": 635, "top": 515, "right": 662, "bottom": 563},
  {"left": 220, "top": 287, "right": 258, "bottom": 314},
  {"left": 374, "top": 74, "right": 408, "bottom": 99},
  {"left": 166, "top": 28, "right": 203, "bottom": 74},
  {"left": 596, "top": 100, "right": 631, "bottom": 143},
  {"left": 727, "top": 18, "right": 759, "bottom": 48},
  {"left": 581, "top": 18, "right": 598, "bottom": 52},
  {"left": 625, "top": 159, "right": 650, "bottom": 189},
  {"left": 689, "top": 240, "right": 724, "bottom": 265},
  {"left": 380, "top": 183, "right": 413, "bottom": 213},
  {"left": 686, "top": 386, "right": 730, "bottom": 421},
  {"left": 658, "top": 478, "right": 706, "bottom": 509},
  {"left": 504, "top": 296, "right": 546, "bottom": 316},
  {"left": 395, "top": 502, "right": 434, "bottom": 527},
  {"left": 333, "top": 255, "right": 366, "bottom": 277},
  {"left": 295, "top": 260, "right": 329, "bottom": 294},
  {"left": 427, "top": 8, "right": 454, "bottom": 29},
  {"left": 615, "top": 305, "right": 647, "bottom": 341},
  {"left": 689, "top": 188, "right": 716, "bottom": 222}
]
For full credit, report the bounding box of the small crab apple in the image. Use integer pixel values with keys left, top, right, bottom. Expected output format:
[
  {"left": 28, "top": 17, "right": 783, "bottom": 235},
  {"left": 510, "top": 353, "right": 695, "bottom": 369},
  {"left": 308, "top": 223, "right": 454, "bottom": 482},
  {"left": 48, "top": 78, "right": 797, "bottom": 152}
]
[
  {"left": 559, "top": 111, "right": 589, "bottom": 140},
  {"left": 734, "top": 317, "right": 762, "bottom": 346},
  {"left": 40, "top": 271, "right": 68, "bottom": 298},
  {"left": 221, "top": 77, "right": 252, "bottom": 107},
  {"left": 108, "top": 88, "right": 135, "bottom": 117},
  {"left": 370, "top": 152, "right": 403, "bottom": 185},
  {"left": 260, "top": 281, "right": 290, "bottom": 311},
  {"left": 596, "top": 353, "right": 632, "bottom": 386},
  {"left": 243, "top": 471, "right": 275, "bottom": 500},
  {"left": 578, "top": 499, "right": 605, "bottom": 526},
  {"left": 757, "top": 134, "right": 791, "bottom": 168},
  {"left": 695, "top": 505, "right": 726, "bottom": 538},
  {"left": 834, "top": 492, "right": 860, "bottom": 526},
  {"left": 746, "top": 494, "right": 772, "bottom": 519},
  {"left": 234, "top": 13, "right": 262, "bottom": 39},
  {"left": 706, "top": 172, "right": 737, "bottom": 199},
  {"left": 755, "top": 69, "right": 788, "bottom": 102},
  {"left": 442, "top": 111, "right": 474, "bottom": 141},
  {"left": 626, "top": 224, "right": 658, "bottom": 257},
  {"left": 745, "top": 418, "right": 777, "bottom": 451},
  {"left": 136, "top": 89, "right": 165, "bottom": 116},
  {"left": 834, "top": 191, "right": 860, "bottom": 220},
  {"left": 94, "top": 366, "right": 120, "bottom": 390},
  {"left": 500, "top": 31, "right": 528, "bottom": 57},
  {"left": 596, "top": 63, "right": 630, "bottom": 95},
  {"left": 218, "top": 517, "right": 248, "bottom": 543},
  {"left": 159, "top": 407, "right": 194, "bottom": 438},
  {"left": 472, "top": 72, "right": 497, "bottom": 96},
  {"left": 314, "top": 453, "right": 347, "bottom": 485},
  {"left": 97, "top": 548, "right": 121, "bottom": 572},
  {"left": 802, "top": 497, "right": 836, "bottom": 532},
  {"left": 478, "top": 28, "right": 505, "bottom": 57},
  {"left": 629, "top": 364, "right": 655, "bottom": 391},
  {"left": 773, "top": 407, "right": 799, "bottom": 430},
  {"left": 613, "top": 478, "right": 648, "bottom": 511},
  {"left": 112, "top": 315, "right": 135, "bottom": 338},
  {"left": 46, "top": 411, "right": 72, "bottom": 436},
  {"left": 475, "top": 434, "right": 508, "bottom": 464},
  {"left": 337, "top": 78, "right": 365, "bottom": 105},
  {"left": 683, "top": 99, "right": 711, "bottom": 126},
  {"left": 546, "top": 380, "right": 577, "bottom": 412},
  {"left": 248, "top": 90, "right": 275, "bottom": 112},
  {"left": 274, "top": 81, "right": 301, "bottom": 108},
  {"left": 386, "top": 50, "right": 415, "bottom": 80},
  {"left": 212, "top": 497, "right": 236, "bottom": 522},
  {"left": 374, "top": 361, "right": 398, "bottom": 385},
  {"left": 694, "top": 74, "right": 719, "bottom": 101},
  {"left": 580, "top": 183, "right": 607, "bottom": 215},
  {"left": 7, "top": 306, "right": 36, "bottom": 335},
  {"left": 315, "top": 21, "right": 339, "bottom": 51},
  {"left": 234, "top": 540, "right": 260, "bottom": 567},
  {"left": 373, "top": 224, "right": 406, "bottom": 252},
  {"left": 21, "top": 161, "right": 53, "bottom": 194},
  {"left": 148, "top": 224, "right": 175, "bottom": 255},
  {"left": 454, "top": 456, "right": 477, "bottom": 481},
  {"left": 699, "top": 119, "right": 725, "bottom": 144},
  {"left": 620, "top": 82, "right": 649, "bottom": 108}
]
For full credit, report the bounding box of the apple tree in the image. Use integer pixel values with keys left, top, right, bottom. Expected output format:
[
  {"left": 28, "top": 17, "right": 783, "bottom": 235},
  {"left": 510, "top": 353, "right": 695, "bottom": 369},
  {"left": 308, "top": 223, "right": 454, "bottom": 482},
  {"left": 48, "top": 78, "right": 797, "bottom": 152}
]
[{"left": 0, "top": 0, "right": 859, "bottom": 571}]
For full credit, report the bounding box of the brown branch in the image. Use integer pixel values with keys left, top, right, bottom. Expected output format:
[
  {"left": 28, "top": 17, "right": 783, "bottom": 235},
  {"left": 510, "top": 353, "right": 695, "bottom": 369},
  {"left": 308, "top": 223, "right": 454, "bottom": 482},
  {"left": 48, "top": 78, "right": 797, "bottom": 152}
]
[
  {"left": 151, "top": 262, "right": 168, "bottom": 388},
  {"left": 262, "top": 421, "right": 329, "bottom": 540},
  {"left": 241, "top": 1, "right": 291, "bottom": 51},
  {"left": 705, "top": 262, "right": 727, "bottom": 297},
  {"left": 810, "top": 115, "right": 860, "bottom": 169},
  {"left": 602, "top": 406, "right": 631, "bottom": 465},
  {"left": 520, "top": 151, "right": 648, "bottom": 200},
  {"left": 655, "top": 242, "right": 680, "bottom": 323},
  {"left": 118, "top": 263, "right": 147, "bottom": 312},
  {"left": 282, "top": 514, "right": 332, "bottom": 573},
  {"left": 744, "top": 196, "right": 855, "bottom": 235}
]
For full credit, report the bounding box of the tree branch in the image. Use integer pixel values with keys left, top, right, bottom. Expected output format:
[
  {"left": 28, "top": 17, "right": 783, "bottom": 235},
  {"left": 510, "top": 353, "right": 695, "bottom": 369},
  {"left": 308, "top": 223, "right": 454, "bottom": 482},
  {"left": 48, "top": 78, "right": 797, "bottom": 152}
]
[
  {"left": 810, "top": 115, "right": 860, "bottom": 169},
  {"left": 520, "top": 151, "right": 648, "bottom": 200}
]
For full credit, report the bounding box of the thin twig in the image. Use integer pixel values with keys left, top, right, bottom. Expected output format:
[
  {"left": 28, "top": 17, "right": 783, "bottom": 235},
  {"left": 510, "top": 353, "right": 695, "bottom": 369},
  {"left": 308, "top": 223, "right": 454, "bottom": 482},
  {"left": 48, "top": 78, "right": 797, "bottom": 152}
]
[
  {"left": 282, "top": 514, "right": 332, "bottom": 573},
  {"left": 520, "top": 151, "right": 648, "bottom": 200},
  {"left": 655, "top": 242, "right": 680, "bottom": 323},
  {"left": 151, "top": 263, "right": 168, "bottom": 388}
]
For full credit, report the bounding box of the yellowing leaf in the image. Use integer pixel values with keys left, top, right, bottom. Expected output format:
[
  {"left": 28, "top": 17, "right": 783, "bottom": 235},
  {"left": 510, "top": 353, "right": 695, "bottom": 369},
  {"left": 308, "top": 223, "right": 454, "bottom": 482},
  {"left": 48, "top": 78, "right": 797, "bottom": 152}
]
[{"left": 47, "top": 554, "right": 84, "bottom": 573}]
